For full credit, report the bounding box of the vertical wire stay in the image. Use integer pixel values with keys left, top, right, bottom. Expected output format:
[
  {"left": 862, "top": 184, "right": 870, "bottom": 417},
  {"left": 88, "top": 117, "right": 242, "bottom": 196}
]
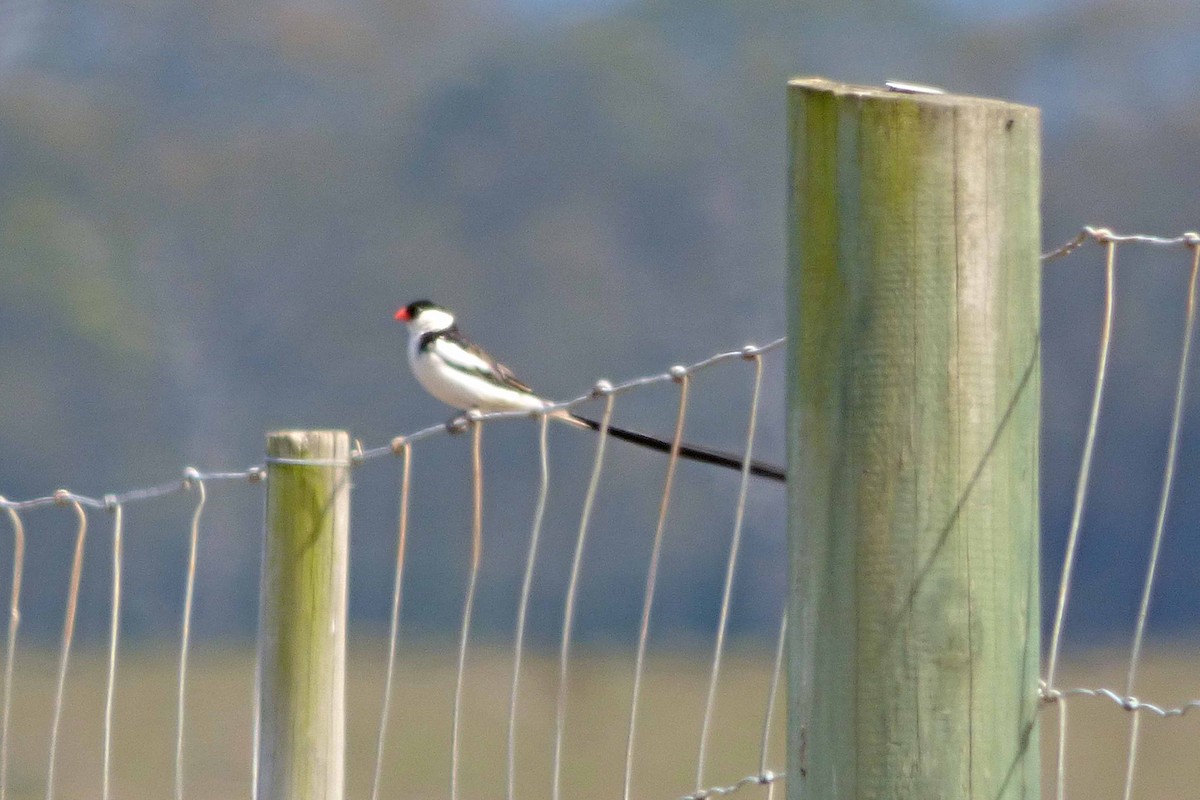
[
  {"left": 1045, "top": 238, "right": 1118, "bottom": 691},
  {"left": 176, "top": 473, "right": 206, "bottom": 800},
  {"left": 102, "top": 501, "right": 123, "bottom": 800},
  {"left": 553, "top": 394, "right": 615, "bottom": 800},
  {"left": 0, "top": 501, "right": 24, "bottom": 800},
  {"left": 251, "top": 481, "right": 264, "bottom": 800},
  {"left": 695, "top": 355, "right": 764, "bottom": 792},
  {"left": 507, "top": 413, "right": 551, "bottom": 800},
  {"left": 451, "top": 422, "right": 484, "bottom": 800},
  {"left": 623, "top": 375, "right": 690, "bottom": 800},
  {"left": 1055, "top": 695, "right": 1069, "bottom": 800},
  {"left": 45, "top": 497, "right": 86, "bottom": 800},
  {"left": 760, "top": 613, "right": 787, "bottom": 800},
  {"left": 1120, "top": 241, "right": 1200, "bottom": 800},
  {"left": 371, "top": 444, "right": 412, "bottom": 800}
]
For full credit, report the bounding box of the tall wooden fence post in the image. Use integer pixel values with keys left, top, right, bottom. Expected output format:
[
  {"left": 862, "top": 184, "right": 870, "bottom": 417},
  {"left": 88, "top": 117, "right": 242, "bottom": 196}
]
[
  {"left": 786, "top": 78, "right": 1041, "bottom": 799},
  {"left": 257, "top": 430, "right": 350, "bottom": 800}
]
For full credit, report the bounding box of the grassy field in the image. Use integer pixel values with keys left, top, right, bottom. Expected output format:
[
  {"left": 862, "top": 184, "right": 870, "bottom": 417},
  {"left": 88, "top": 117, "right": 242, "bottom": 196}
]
[
  {"left": 1, "top": 640, "right": 1197, "bottom": 798},
  {"left": 3, "top": 639, "right": 785, "bottom": 800}
]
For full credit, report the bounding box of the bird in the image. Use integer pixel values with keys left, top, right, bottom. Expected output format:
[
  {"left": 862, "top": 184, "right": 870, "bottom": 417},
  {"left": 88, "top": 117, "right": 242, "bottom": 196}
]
[{"left": 394, "top": 300, "right": 785, "bottom": 483}]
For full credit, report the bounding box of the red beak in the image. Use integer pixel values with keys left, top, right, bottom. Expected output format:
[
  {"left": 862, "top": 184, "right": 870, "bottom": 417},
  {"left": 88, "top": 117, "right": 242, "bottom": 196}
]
[{"left": 394, "top": 307, "right": 411, "bottom": 322}]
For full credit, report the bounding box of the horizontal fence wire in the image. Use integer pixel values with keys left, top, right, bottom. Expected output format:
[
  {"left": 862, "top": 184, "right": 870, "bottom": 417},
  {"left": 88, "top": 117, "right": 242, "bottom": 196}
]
[
  {"left": 1042, "top": 684, "right": 1200, "bottom": 718},
  {"left": 0, "top": 338, "right": 785, "bottom": 512},
  {"left": 675, "top": 770, "right": 783, "bottom": 800}
]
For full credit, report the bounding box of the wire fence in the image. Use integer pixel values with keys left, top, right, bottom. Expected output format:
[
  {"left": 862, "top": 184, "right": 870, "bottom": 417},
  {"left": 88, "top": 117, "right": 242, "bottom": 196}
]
[
  {"left": 3, "top": 226, "right": 1200, "bottom": 798},
  {"left": 1040, "top": 226, "right": 1200, "bottom": 800},
  {"left": 0, "top": 336, "right": 788, "bottom": 800}
]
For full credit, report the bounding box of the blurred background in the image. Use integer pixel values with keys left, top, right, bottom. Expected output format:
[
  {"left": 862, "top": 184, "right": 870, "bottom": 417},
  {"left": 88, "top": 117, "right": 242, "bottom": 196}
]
[
  {"left": 2, "top": 0, "right": 1200, "bottom": 796},
  {"left": 2, "top": 0, "right": 1200, "bottom": 794},
  {"left": 4, "top": 0, "right": 1200, "bottom": 643}
]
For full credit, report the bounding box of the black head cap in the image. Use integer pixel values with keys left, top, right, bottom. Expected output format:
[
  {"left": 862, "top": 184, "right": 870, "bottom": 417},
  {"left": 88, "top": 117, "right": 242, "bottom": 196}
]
[{"left": 395, "top": 299, "right": 438, "bottom": 322}]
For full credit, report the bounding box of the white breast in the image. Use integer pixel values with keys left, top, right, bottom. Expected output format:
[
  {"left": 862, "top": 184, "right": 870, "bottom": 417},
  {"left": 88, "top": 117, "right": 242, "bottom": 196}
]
[{"left": 406, "top": 336, "right": 545, "bottom": 414}]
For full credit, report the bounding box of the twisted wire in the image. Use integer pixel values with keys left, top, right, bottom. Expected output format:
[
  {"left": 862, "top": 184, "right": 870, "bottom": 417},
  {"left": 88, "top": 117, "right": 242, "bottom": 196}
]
[
  {"left": 675, "top": 770, "right": 783, "bottom": 800},
  {"left": 1041, "top": 683, "right": 1200, "bottom": 718}
]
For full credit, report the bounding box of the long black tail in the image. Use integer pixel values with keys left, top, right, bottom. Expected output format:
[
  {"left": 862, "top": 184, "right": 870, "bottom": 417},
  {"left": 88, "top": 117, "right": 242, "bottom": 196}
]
[{"left": 568, "top": 413, "right": 786, "bottom": 483}]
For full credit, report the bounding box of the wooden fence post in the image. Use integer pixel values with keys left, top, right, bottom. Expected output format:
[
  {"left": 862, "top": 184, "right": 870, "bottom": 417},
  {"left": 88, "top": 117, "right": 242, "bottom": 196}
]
[
  {"left": 786, "top": 78, "right": 1041, "bottom": 799},
  {"left": 257, "top": 430, "right": 350, "bottom": 800}
]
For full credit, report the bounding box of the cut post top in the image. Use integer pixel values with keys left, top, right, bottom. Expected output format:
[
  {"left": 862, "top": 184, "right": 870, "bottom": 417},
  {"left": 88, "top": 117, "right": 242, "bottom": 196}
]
[
  {"left": 266, "top": 430, "right": 350, "bottom": 460},
  {"left": 788, "top": 76, "right": 1039, "bottom": 115}
]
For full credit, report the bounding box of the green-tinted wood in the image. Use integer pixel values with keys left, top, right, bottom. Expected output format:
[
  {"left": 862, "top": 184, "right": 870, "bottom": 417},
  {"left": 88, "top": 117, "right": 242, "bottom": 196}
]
[
  {"left": 258, "top": 430, "right": 350, "bottom": 800},
  {"left": 786, "top": 78, "right": 1041, "bottom": 800}
]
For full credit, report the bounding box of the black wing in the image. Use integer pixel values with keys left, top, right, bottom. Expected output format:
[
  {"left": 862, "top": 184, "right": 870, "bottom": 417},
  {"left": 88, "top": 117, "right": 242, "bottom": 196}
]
[{"left": 421, "top": 326, "right": 536, "bottom": 395}]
